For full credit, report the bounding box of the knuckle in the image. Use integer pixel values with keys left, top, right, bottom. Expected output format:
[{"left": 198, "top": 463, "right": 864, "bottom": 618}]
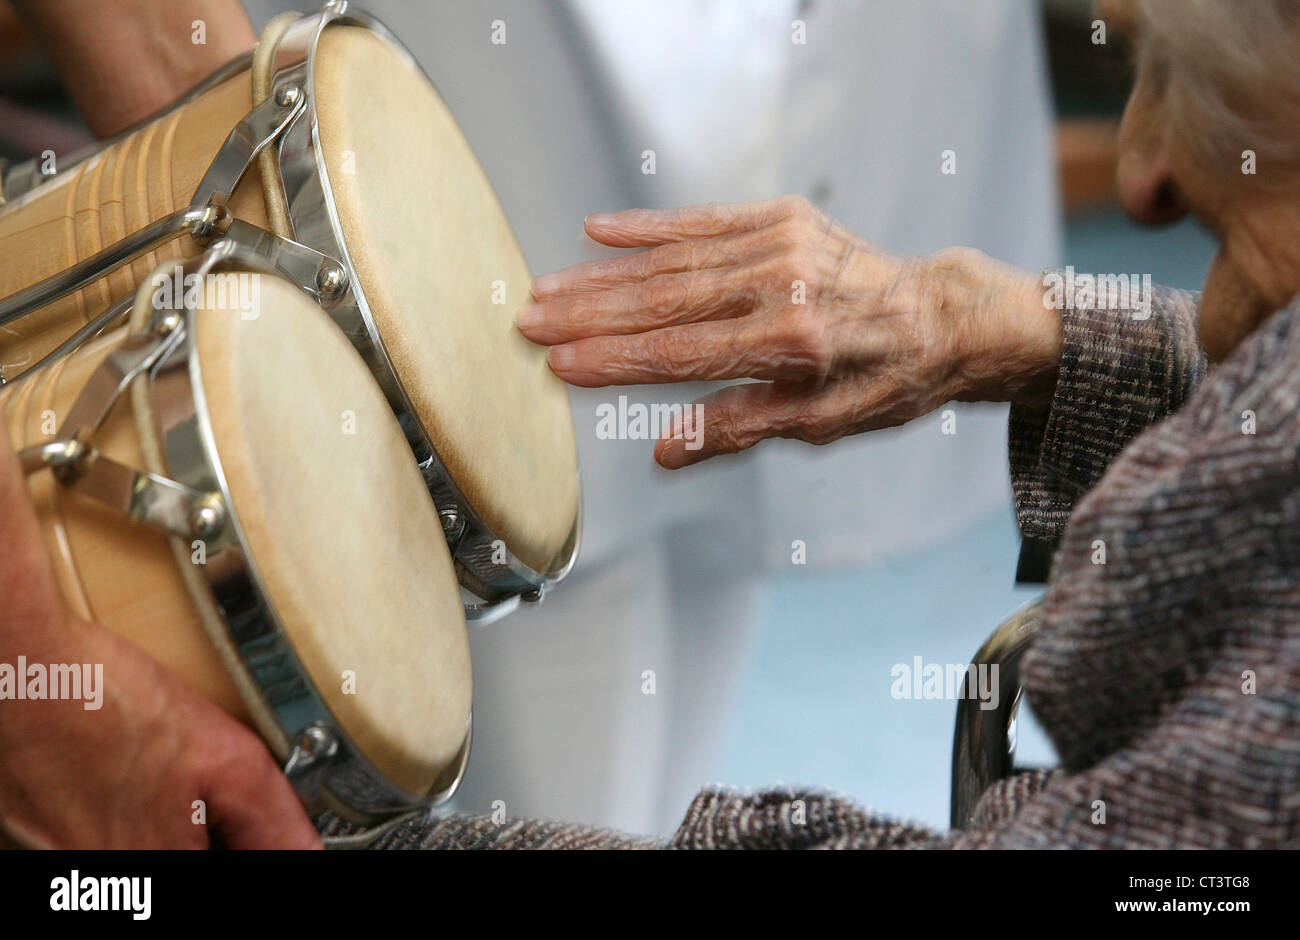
[
  {"left": 929, "top": 245, "right": 987, "bottom": 274},
  {"left": 641, "top": 329, "right": 695, "bottom": 377},
  {"left": 797, "top": 417, "right": 840, "bottom": 447},
  {"left": 636, "top": 245, "right": 669, "bottom": 279},
  {"left": 683, "top": 238, "right": 720, "bottom": 272},
  {"left": 786, "top": 246, "right": 818, "bottom": 283},
  {"left": 677, "top": 239, "right": 703, "bottom": 272},
  {"left": 771, "top": 217, "right": 807, "bottom": 256},
  {"left": 688, "top": 202, "right": 728, "bottom": 233},
  {"left": 754, "top": 256, "right": 794, "bottom": 292},
  {"left": 557, "top": 296, "right": 590, "bottom": 328},
  {"left": 638, "top": 275, "right": 684, "bottom": 317},
  {"left": 734, "top": 277, "right": 763, "bottom": 313},
  {"left": 712, "top": 416, "right": 754, "bottom": 455},
  {"left": 774, "top": 193, "right": 816, "bottom": 221},
  {"left": 778, "top": 306, "right": 833, "bottom": 373},
  {"left": 785, "top": 398, "right": 842, "bottom": 446},
  {"left": 764, "top": 224, "right": 814, "bottom": 284},
  {"left": 208, "top": 724, "right": 267, "bottom": 776},
  {"left": 706, "top": 201, "right": 732, "bottom": 225}
]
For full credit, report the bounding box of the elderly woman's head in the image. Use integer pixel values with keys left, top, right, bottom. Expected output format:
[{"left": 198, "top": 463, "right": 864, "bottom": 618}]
[{"left": 1111, "top": 0, "right": 1300, "bottom": 358}]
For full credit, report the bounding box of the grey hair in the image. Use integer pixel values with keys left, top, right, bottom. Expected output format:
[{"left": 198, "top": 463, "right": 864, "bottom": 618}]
[{"left": 1126, "top": 0, "right": 1300, "bottom": 182}]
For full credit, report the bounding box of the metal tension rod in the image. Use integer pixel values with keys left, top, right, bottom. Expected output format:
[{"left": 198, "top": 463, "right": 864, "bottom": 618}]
[{"left": 0, "top": 85, "right": 306, "bottom": 332}]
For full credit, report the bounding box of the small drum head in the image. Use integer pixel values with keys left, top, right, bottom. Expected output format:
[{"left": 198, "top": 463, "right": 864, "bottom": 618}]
[
  {"left": 310, "top": 25, "right": 580, "bottom": 576},
  {"left": 139, "top": 273, "right": 472, "bottom": 799}
]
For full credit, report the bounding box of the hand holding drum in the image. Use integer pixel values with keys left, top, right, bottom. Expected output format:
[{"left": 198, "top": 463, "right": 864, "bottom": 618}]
[
  {"left": 0, "top": 5, "right": 581, "bottom": 844},
  {"left": 0, "top": 410, "right": 320, "bottom": 850}
]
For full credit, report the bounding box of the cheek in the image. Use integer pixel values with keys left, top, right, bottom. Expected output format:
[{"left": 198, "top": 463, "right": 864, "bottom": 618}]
[{"left": 1198, "top": 249, "right": 1270, "bottom": 361}]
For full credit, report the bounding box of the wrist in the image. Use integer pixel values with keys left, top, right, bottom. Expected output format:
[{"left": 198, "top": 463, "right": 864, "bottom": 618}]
[
  {"left": 0, "top": 605, "right": 90, "bottom": 677},
  {"left": 929, "top": 248, "right": 1062, "bottom": 409}
]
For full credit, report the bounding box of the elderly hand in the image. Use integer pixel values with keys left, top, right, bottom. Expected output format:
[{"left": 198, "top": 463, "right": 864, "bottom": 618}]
[
  {"left": 518, "top": 196, "right": 1062, "bottom": 468},
  {"left": 0, "top": 419, "right": 321, "bottom": 849}
]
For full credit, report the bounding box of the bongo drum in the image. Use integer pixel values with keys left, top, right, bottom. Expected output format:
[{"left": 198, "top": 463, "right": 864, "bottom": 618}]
[
  {"left": 0, "top": 2, "right": 580, "bottom": 622},
  {"left": 2, "top": 252, "right": 472, "bottom": 819}
]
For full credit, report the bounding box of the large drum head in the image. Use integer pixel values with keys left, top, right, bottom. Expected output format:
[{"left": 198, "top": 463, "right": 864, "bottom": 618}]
[
  {"left": 311, "top": 25, "right": 580, "bottom": 576},
  {"left": 141, "top": 274, "right": 472, "bottom": 798}
]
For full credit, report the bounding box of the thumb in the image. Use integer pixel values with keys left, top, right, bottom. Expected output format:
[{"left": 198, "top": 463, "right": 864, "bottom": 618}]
[
  {"left": 654, "top": 382, "right": 816, "bottom": 469},
  {"left": 202, "top": 729, "right": 324, "bottom": 849},
  {"left": 0, "top": 413, "right": 68, "bottom": 628}
]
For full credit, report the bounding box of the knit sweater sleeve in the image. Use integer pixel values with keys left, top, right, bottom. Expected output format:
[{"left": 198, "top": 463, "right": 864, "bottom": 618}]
[{"left": 1008, "top": 278, "right": 1206, "bottom": 542}]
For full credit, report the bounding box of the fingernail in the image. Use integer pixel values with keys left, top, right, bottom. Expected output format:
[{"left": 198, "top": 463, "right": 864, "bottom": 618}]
[
  {"left": 585, "top": 213, "right": 613, "bottom": 227},
  {"left": 531, "top": 273, "right": 565, "bottom": 296},
  {"left": 516, "top": 303, "right": 544, "bottom": 328},
  {"left": 548, "top": 345, "right": 576, "bottom": 369},
  {"left": 655, "top": 436, "right": 684, "bottom": 469}
]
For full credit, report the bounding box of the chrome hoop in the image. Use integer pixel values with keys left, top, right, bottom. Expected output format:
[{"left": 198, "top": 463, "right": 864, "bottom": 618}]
[
  {"left": 0, "top": 1, "right": 580, "bottom": 615},
  {"left": 21, "top": 244, "right": 471, "bottom": 821},
  {"left": 259, "top": 1, "right": 580, "bottom": 605}
]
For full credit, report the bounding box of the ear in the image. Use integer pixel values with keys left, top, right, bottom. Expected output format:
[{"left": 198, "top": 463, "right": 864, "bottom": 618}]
[{"left": 1116, "top": 75, "right": 1189, "bottom": 226}]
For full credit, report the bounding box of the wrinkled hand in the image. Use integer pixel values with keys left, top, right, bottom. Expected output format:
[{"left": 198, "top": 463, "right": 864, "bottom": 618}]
[
  {"left": 518, "top": 196, "right": 1059, "bottom": 468},
  {"left": 0, "top": 420, "right": 321, "bottom": 849}
]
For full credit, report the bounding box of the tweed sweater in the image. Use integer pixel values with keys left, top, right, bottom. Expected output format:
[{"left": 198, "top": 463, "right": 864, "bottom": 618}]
[{"left": 324, "top": 282, "right": 1300, "bottom": 849}]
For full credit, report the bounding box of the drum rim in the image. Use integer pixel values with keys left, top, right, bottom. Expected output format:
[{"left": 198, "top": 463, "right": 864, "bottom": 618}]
[
  {"left": 0, "top": 1, "right": 579, "bottom": 617},
  {"left": 138, "top": 247, "right": 471, "bottom": 820},
  {"left": 266, "top": 3, "right": 581, "bottom": 608}
]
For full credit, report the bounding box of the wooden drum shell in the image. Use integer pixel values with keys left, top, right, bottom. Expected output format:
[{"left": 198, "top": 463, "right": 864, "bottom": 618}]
[
  {"left": 0, "top": 328, "right": 248, "bottom": 719},
  {"left": 0, "top": 70, "right": 270, "bottom": 378}
]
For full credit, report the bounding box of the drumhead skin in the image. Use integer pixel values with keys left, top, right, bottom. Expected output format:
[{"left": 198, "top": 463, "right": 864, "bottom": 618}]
[
  {"left": 312, "top": 26, "right": 580, "bottom": 575},
  {"left": 184, "top": 275, "right": 471, "bottom": 797}
]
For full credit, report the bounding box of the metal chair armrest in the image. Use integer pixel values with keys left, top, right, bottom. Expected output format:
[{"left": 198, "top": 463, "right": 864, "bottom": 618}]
[{"left": 950, "top": 599, "right": 1042, "bottom": 829}]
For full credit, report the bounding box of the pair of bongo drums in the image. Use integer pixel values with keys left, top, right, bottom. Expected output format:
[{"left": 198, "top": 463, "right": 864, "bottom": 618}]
[{"left": 0, "top": 3, "right": 580, "bottom": 823}]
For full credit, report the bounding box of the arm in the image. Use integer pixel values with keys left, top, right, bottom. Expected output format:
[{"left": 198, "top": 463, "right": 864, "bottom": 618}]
[
  {"left": 1009, "top": 283, "right": 1206, "bottom": 542},
  {"left": 520, "top": 196, "right": 1061, "bottom": 466},
  {"left": 0, "top": 1, "right": 314, "bottom": 849},
  {"left": 518, "top": 197, "right": 1207, "bottom": 538},
  {"left": 10, "top": 0, "right": 255, "bottom": 137}
]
